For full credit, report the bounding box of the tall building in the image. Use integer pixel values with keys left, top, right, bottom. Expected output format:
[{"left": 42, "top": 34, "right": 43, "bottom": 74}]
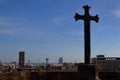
[
  {"left": 19, "top": 51, "right": 25, "bottom": 67},
  {"left": 58, "top": 57, "right": 63, "bottom": 64}
]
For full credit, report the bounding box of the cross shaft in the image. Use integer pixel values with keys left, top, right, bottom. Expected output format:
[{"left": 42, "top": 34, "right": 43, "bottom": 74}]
[{"left": 74, "top": 5, "right": 99, "bottom": 64}]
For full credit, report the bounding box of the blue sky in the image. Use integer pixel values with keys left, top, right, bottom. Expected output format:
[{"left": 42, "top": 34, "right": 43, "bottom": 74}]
[{"left": 0, "top": 0, "right": 120, "bottom": 63}]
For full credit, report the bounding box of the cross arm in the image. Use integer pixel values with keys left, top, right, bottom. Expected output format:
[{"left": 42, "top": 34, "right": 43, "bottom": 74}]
[
  {"left": 90, "top": 15, "right": 99, "bottom": 23},
  {"left": 74, "top": 13, "right": 84, "bottom": 21}
]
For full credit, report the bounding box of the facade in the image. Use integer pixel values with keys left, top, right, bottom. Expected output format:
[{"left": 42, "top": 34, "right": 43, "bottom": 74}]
[
  {"left": 48, "top": 64, "right": 64, "bottom": 72},
  {"left": 48, "top": 63, "right": 77, "bottom": 72},
  {"left": 19, "top": 51, "right": 25, "bottom": 67},
  {"left": 58, "top": 57, "right": 63, "bottom": 64},
  {"left": 91, "top": 55, "right": 120, "bottom": 71}
]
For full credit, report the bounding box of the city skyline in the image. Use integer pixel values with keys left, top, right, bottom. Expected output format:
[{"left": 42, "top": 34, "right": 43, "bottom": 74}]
[{"left": 0, "top": 0, "right": 120, "bottom": 63}]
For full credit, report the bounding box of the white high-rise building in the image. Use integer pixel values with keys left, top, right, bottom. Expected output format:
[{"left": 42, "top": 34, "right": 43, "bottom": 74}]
[{"left": 58, "top": 57, "right": 63, "bottom": 64}]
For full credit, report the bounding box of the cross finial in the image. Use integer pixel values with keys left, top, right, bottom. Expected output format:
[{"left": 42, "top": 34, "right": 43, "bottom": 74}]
[
  {"left": 74, "top": 5, "right": 99, "bottom": 23},
  {"left": 83, "top": 5, "right": 90, "bottom": 11}
]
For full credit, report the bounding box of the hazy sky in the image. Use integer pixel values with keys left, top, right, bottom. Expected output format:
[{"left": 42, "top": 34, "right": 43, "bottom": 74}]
[{"left": 0, "top": 0, "right": 120, "bottom": 63}]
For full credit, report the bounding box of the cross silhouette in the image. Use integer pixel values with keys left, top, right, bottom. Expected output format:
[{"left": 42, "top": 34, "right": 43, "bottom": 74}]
[{"left": 74, "top": 5, "right": 99, "bottom": 64}]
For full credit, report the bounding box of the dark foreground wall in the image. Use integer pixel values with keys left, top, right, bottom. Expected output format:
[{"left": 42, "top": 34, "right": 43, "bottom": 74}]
[
  {"left": 29, "top": 64, "right": 96, "bottom": 80},
  {"left": 1, "top": 71, "right": 120, "bottom": 80},
  {"left": 99, "top": 72, "right": 120, "bottom": 80},
  {"left": 0, "top": 72, "right": 95, "bottom": 80},
  {"left": 29, "top": 72, "right": 95, "bottom": 80}
]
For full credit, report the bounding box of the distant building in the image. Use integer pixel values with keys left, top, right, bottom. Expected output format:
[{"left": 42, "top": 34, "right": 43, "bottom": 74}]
[
  {"left": 48, "top": 64, "right": 64, "bottom": 71},
  {"left": 58, "top": 57, "right": 63, "bottom": 64},
  {"left": 48, "top": 63, "right": 78, "bottom": 72},
  {"left": 19, "top": 51, "right": 25, "bottom": 67},
  {"left": 0, "top": 61, "right": 3, "bottom": 72},
  {"left": 91, "top": 55, "right": 120, "bottom": 71},
  {"left": 11, "top": 61, "right": 17, "bottom": 71}
]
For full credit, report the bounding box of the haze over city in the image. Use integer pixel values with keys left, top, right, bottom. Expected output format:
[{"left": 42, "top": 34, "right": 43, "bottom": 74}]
[{"left": 0, "top": 0, "right": 120, "bottom": 63}]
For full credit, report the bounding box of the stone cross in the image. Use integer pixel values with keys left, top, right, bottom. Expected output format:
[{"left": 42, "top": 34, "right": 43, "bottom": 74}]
[{"left": 74, "top": 5, "right": 99, "bottom": 64}]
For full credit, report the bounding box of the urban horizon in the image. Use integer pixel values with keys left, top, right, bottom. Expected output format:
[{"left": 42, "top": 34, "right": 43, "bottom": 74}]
[{"left": 1, "top": 0, "right": 120, "bottom": 63}]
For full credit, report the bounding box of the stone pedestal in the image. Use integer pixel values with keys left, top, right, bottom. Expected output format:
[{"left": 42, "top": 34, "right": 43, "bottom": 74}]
[{"left": 78, "top": 64, "right": 96, "bottom": 80}]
